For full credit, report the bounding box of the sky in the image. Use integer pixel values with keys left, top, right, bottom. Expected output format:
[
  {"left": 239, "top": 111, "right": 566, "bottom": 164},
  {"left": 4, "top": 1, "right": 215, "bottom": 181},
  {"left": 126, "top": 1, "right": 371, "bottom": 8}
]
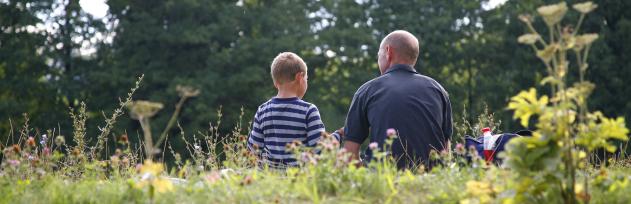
[
  {"left": 79, "top": 0, "right": 109, "bottom": 19},
  {"left": 80, "top": 0, "right": 509, "bottom": 19}
]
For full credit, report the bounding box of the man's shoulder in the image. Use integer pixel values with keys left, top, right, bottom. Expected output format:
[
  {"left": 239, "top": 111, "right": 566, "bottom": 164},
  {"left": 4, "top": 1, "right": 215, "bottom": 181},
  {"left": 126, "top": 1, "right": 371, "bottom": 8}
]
[
  {"left": 356, "top": 76, "right": 382, "bottom": 95},
  {"left": 415, "top": 74, "right": 449, "bottom": 97}
]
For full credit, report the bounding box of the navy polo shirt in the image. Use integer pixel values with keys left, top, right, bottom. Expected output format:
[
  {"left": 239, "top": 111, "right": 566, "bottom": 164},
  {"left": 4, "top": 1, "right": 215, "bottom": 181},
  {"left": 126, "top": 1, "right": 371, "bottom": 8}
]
[{"left": 344, "top": 64, "right": 453, "bottom": 169}]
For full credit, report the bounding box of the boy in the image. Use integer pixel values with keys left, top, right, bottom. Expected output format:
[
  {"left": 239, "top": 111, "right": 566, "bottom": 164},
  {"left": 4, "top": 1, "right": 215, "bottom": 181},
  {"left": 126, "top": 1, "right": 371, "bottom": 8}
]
[{"left": 247, "top": 52, "right": 341, "bottom": 169}]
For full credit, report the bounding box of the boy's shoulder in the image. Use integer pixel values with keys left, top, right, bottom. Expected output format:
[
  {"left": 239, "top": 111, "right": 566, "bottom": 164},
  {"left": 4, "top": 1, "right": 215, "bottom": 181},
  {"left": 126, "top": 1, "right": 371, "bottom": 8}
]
[{"left": 257, "top": 98, "right": 316, "bottom": 111}]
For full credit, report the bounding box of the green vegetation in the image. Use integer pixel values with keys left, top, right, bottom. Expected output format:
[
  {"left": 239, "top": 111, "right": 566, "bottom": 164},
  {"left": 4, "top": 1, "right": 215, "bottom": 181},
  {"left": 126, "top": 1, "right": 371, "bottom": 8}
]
[{"left": 2, "top": 0, "right": 631, "bottom": 203}]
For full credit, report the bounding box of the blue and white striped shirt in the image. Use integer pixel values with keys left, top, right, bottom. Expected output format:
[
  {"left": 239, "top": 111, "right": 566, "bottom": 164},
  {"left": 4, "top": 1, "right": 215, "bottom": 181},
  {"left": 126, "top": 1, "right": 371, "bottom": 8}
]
[{"left": 247, "top": 97, "right": 339, "bottom": 168}]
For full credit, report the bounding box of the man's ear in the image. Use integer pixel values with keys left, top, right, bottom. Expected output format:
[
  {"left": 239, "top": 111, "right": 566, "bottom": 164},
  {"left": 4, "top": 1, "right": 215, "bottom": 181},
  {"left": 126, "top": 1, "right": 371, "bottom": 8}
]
[{"left": 386, "top": 45, "right": 395, "bottom": 62}]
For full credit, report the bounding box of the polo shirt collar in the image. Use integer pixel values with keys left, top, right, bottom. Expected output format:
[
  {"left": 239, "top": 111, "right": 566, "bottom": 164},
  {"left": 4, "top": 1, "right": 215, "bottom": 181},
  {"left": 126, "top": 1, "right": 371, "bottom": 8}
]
[{"left": 384, "top": 64, "right": 417, "bottom": 74}]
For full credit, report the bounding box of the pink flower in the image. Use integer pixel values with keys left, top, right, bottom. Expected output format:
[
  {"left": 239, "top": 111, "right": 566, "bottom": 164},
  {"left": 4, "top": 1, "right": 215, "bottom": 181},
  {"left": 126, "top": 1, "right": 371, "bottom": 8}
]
[
  {"left": 43, "top": 147, "right": 51, "bottom": 156},
  {"left": 206, "top": 171, "right": 221, "bottom": 183},
  {"left": 455, "top": 143, "right": 466, "bottom": 155},
  {"left": 369, "top": 142, "right": 379, "bottom": 150},
  {"left": 8, "top": 160, "right": 20, "bottom": 166},
  {"left": 386, "top": 128, "right": 397, "bottom": 138}
]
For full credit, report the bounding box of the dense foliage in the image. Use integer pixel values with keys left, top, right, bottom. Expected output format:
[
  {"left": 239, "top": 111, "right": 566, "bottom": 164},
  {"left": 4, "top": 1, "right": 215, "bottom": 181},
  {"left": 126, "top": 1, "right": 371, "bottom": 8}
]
[
  {"left": 2, "top": 0, "right": 630, "bottom": 152},
  {"left": 1, "top": 1, "right": 631, "bottom": 203}
]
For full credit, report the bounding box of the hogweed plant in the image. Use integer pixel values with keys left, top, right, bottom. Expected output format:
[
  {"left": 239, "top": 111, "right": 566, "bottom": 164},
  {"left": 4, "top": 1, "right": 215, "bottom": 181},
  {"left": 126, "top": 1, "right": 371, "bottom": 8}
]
[{"left": 505, "top": 1, "right": 629, "bottom": 203}]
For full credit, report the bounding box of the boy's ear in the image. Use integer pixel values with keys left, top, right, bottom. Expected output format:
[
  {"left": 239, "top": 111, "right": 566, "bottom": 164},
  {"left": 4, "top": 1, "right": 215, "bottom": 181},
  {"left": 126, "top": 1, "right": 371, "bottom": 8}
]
[{"left": 294, "top": 72, "right": 305, "bottom": 81}]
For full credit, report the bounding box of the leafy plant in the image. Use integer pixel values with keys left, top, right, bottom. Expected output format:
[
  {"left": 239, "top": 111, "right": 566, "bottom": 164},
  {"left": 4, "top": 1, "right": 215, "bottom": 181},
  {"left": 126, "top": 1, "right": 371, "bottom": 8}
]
[{"left": 504, "top": 1, "right": 629, "bottom": 203}]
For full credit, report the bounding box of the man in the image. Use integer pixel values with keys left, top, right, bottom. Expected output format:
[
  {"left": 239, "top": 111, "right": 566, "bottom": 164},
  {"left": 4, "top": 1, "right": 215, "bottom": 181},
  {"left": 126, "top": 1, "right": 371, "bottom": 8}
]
[{"left": 343, "top": 30, "right": 453, "bottom": 170}]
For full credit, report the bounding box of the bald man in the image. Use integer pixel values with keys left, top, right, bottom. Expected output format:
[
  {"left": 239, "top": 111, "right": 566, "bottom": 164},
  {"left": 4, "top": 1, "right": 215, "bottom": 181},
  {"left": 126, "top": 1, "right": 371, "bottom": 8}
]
[{"left": 343, "top": 30, "right": 452, "bottom": 170}]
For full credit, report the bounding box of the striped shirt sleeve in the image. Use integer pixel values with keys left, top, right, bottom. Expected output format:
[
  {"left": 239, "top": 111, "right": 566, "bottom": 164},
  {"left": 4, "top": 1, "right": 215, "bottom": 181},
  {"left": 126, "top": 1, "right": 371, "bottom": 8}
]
[
  {"left": 305, "top": 104, "right": 325, "bottom": 147},
  {"left": 247, "top": 109, "right": 264, "bottom": 157}
]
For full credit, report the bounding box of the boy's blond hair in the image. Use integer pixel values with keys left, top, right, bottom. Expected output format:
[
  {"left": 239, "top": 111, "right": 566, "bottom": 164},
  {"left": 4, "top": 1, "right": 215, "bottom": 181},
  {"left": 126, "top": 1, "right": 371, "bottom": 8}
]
[{"left": 270, "top": 52, "right": 307, "bottom": 84}]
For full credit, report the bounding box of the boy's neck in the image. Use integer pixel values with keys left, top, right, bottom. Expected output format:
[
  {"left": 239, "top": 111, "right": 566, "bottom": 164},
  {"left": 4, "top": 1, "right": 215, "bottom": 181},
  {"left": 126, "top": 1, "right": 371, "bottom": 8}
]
[{"left": 276, "top": 89, "right": 299, "bottom": 99}]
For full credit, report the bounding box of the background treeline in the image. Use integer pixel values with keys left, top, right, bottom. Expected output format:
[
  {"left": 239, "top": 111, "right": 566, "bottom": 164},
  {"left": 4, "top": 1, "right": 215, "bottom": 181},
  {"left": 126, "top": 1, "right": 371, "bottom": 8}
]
[{"left": 1, "top": 0, "right": 630, "bottom": 156}]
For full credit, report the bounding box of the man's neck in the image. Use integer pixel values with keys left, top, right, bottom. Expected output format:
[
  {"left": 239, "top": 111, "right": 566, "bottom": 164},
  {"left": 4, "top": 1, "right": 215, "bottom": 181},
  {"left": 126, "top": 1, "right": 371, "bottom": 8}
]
[{"left": 382, "top": 63, "right": 414, "bottom": 75}]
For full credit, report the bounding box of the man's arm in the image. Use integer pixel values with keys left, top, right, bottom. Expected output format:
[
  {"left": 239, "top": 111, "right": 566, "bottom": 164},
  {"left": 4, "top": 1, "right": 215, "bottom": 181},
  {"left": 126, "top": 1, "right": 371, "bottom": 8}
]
[
  {"left": 343, "top": 87, "right": 370, "bottom": 166},
  {"left": 343, "top": 140, "right": 362, "bottom": 166}
]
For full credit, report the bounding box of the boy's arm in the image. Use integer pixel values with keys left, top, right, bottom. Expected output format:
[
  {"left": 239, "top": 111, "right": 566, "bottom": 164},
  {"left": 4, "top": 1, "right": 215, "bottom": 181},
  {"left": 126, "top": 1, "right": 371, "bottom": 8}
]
[
  {"left": 305, "top": 105, "right": 325, "bottom": 147},
  {"left": 330, "top": 127, "right": 344, "bottom": 142},
  {"left": 247, "top": 111, "right": 264, "bottom": 158}
]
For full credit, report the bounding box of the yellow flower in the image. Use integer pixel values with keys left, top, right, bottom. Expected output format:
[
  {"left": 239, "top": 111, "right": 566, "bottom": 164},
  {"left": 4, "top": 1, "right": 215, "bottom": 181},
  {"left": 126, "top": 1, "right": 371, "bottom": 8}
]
[
  {"left": 573, "top": 2, "right": 598, "bottom": 14},
  {"left": 461, "top": 180, "right": 493, "bottom": 204},
  {"left": 537, "top": 2, "right": 568, "bottom": 26},
  {"left": 152, "top": 178, "right": 174, "bottom": 193},
  {"left": 140, "top": 160, "right": 164, "bottom": 176}
]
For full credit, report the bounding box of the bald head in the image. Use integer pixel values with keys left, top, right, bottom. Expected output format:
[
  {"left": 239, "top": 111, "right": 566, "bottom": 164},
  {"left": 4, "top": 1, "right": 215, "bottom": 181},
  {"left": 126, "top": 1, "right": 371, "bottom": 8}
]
[{"left": 379, "top": 30, "right": 420, "bottom": 66}]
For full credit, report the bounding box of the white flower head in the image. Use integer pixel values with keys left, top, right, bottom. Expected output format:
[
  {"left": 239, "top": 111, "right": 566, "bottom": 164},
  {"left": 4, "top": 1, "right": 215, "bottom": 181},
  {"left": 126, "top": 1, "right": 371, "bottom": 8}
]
[
  {"left": 518, "top": 34, "right": 541, "bottom": 45},
  {"left": 573, "top": 2, "right": 598, "bottom": 14},
  {"left": 537, "top": 2, "right": 568, "bottom": 26}
]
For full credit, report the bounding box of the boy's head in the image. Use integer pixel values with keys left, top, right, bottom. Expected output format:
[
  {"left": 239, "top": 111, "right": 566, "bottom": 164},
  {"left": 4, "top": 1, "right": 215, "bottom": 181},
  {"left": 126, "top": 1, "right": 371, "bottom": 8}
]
[{"left": 270, "top": 52, "right": 308, "bottom": 98}]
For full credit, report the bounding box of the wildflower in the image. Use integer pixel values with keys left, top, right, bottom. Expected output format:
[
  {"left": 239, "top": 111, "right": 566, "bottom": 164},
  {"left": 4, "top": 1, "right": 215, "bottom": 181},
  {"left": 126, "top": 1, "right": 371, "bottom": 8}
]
[
  {"left": 176, "top": 85, "right": 201, "bottom": 98},
  {"left": 205, "top": 171, "right": 222, "bottom": 184},
  {"left": 331, "top": 139, "right": 340, "bottom": 148},
  {"left": 126, "top": 100, "right": 164, "bottom": 120},
  {"left": 285, "top": 140, "right": 302, "bottom": 151},
  {"left": 12, "top": 144, "right": 21, "bottom": 154},
  {"left": 537, "top": 2, "right": 568, "bottom": 26},
  {"left": 140, "top": 160, "right": 165, "bottom": 176},
  {"left": 27, "top": 137, "right": 36, "bottom": 147},
  {"left": 122, "top": 157, "right": 130, "bottom": 166},
  {"left": 42, "top": 147, "right": 51, "bottom": 157},
  {"left": 40, "top": 134, "right": 47, "bottom": 145},
  {"left": 462, "top": 180, "right": 493, "bottom": 203},
  {"left": 119, "top": 134, "right": 129, "bottom": 144},
  {"left": 518, "top": 14, "right": 533, "bottom": 24},
  {"left": 440, "top": 149, "right": 449, "bottom": 158},
  {"left": 455, "top": 143, "right": 466, "bottom": 155},
  {"left": 386, "top": 128, "right": 397, "bottom": 137},
  {"left": 517, "top": 34, "right": 540, "bottom": 45},
  {"left": 369, "top": 142, "right": 379, "bottom": 150},
  {"left": 72, "top": 148, "right": 81, "bottom": 156},
  {"left": 537, "top": 44, "right": 558, "bottom": 63},
  {"left": 575, "top": 33, "right": 599, "bottom": 48},
  {"left": 301, "top": 152, "right": 318, "bottom": 165},
  {"left": 151, "top": 178, "right": 174, "bottom": 193},
  {"left": 573, "top": 2, "right": 597, "bottom": 14},
  {"left": 8, "top": 159, "right": 20, "bottom": 166},
  {"left": 240, "top": 175, "right": 254, "bottom": 186},
  {"left": 55, "top": 136, "right": 65, "bottom": 146},
  {"left": 429, "top": 149, "right": 440, "bottom": 161},
  {"left": 194, "top": 144, "right": 201, "bottom": 150},
  {"left": 110, "top": 155, "right": 120, "bottom": 165}
]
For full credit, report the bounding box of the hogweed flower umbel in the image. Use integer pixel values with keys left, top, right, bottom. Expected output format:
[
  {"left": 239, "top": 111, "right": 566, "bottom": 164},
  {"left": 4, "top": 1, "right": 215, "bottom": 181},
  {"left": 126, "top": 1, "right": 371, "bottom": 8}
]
[
  {"left": 573, "top": 2, "right": 597, "bottom": 14},
  {"left": 127, "top": 100, "right": 164, "bottom": 120},
  {"left": 537, "top": 2, "right": 568, "bottom": 27}
]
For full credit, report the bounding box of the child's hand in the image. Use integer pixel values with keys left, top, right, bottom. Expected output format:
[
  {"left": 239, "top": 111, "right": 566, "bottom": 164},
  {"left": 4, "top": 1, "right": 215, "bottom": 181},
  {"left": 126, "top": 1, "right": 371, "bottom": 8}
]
[{"left": 336, "top": 127, "right": 345, "bottom": 139}]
